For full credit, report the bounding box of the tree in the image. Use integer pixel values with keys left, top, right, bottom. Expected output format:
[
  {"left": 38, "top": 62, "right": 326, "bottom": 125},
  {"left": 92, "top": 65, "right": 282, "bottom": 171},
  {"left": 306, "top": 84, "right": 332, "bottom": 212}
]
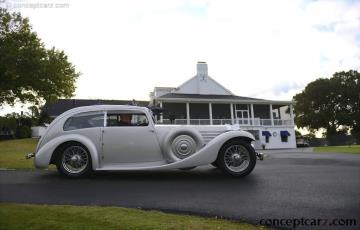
[
  {"left": 293, "top": 70, "right": 360, "bottom": 142},
  {"left": 0, "top": 8, "right": 80, "bottom": 106},
  {"left": 295, "top": 130, "right": 302, "bottom": 138},
  {"left": 331, "top": 70, "right": 360, "bottom": 140},
  {"left": 293, "top": 78, "right": 336, "bottom": 136}
]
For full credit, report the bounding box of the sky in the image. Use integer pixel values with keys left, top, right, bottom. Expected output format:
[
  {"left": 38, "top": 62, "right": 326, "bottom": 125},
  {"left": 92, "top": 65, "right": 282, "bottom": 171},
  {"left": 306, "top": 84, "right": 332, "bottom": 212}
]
[{"left": 1, "top": 0, "right": 360, "bottom": 114}]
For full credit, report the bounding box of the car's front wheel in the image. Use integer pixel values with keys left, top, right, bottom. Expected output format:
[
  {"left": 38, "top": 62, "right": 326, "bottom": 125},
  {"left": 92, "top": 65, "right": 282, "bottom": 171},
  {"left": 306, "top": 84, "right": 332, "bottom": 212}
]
[
  {"left": 56, "top": 143, "right": 92, "bottom": 178},
  {"left": 216, "top": 140, "right": 256, "bottom": 177}
]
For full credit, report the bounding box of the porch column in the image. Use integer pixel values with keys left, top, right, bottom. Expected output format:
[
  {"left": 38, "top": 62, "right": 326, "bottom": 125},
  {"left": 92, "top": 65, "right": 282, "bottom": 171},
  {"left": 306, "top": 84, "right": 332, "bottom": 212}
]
[
  {"left": 230, "top": 103, "right": 234, "bottom": 125},
  {"left": 250, "top": 104, "right": 254, "bottom": 126},
  {"left": 159, "top": 101, "right": 163, "bottom": 123},
  {"left": 186, "top": 102, "right": 190, "bottom": 125},
  {"left": 209, "top": 103, "right": 213, "bottom": 125},
  {"left": 270, "top": 104, "right": 274, "bottom": 126},
  {"left": 289, "top": 103, "right": 294, "bottom": 126}
]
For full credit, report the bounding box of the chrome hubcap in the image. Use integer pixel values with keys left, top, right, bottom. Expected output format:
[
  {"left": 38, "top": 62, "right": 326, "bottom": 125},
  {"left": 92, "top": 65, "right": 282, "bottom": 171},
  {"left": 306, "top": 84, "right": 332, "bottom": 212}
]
[
  {"left": 180, "top": 143, "right": 188, "bottom": 151},
  {"left": 171, "top": 135, "right": 196, "bottom": 159},
  {"left": 232, "top": 153, "right": 241, "bottom": 161},
  {"left": 62, "top": 146, "right": 88, "bottom": 173},
  {"left": 224, "top": 145, "right": 250, "bottom": 172}
]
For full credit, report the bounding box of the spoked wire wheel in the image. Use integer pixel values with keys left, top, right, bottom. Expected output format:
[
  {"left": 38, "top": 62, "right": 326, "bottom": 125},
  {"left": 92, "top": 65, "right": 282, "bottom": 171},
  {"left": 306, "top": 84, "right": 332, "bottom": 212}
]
[
  {"left": 62, "top": 146, "right": 89, "bottom": 173},
  {"left": 216, "top": 140, "right": 256, "bottom": 177},
  {"left": 224, "top": 145, "right": 250, "bottom": 173}
]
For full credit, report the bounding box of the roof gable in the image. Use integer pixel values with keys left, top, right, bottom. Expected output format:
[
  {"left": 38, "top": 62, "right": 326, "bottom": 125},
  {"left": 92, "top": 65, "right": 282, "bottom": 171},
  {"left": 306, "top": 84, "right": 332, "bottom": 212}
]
[{"left": 174, "top": 75, "right": 233, "bottom": 95}]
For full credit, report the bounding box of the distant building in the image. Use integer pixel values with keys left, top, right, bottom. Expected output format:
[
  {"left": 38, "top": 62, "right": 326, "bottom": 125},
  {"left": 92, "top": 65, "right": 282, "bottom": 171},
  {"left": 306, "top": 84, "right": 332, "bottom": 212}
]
[
  {"left": 150, "top": 62, "right": 296, "bottom": 149},
  {"left": 42, "top": 62, "right": 296, "bottom": 149}
]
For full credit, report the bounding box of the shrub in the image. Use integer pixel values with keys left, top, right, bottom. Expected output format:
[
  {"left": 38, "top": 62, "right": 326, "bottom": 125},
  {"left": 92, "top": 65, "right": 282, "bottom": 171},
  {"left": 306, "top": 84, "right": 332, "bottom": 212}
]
[{"left": 16, "top": 126, "right": 32, "bottom": 139}]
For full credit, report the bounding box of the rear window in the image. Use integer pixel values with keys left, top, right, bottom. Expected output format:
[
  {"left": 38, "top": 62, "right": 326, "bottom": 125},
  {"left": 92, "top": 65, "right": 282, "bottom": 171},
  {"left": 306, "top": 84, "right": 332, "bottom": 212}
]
[{"left": 63, "top": 112, "right": 104, "bottom": 131}]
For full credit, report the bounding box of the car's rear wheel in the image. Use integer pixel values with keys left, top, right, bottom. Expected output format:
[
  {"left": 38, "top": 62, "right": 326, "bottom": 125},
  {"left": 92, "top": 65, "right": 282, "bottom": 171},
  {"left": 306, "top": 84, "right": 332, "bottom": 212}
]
[
  {"left": 56, "top": 143, "right": 92, "bottom": 178},
  {"left": 216, "top": 140, "right": 256, "bottom": 177}
]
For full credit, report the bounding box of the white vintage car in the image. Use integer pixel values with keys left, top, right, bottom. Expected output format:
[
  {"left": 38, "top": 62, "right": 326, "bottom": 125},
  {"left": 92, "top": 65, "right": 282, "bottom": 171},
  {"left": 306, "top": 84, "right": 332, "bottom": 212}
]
[{"left": 26, "top": 105, "right": 263, "bottom": 178}]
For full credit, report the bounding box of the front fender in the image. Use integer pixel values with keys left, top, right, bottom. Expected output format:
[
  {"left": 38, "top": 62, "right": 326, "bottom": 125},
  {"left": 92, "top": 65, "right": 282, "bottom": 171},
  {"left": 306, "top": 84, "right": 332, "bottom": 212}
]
[{"left": 34, "top": 134, "right": 100, "bottom": 169}]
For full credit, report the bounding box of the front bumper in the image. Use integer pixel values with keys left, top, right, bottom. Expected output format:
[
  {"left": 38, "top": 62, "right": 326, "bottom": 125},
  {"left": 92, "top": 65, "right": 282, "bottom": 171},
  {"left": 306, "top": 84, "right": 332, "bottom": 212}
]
[{"left": 255, "top": 152, "right": 264, "bottom": 161}]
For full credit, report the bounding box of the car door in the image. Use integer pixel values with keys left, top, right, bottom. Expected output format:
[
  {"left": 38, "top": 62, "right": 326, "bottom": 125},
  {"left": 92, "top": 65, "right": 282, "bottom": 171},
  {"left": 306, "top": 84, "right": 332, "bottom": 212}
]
[{"left": 101, "top": 110, "right": 163, "bottom": 165}]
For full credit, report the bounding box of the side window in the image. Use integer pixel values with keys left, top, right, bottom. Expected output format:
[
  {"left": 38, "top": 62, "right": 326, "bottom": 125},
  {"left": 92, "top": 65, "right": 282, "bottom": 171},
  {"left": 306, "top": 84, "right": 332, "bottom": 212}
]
[
  {"left": 106, "top": 112, "right": 149, "bottom": 127},
  {"left": 63, "top": 112, "right": 104, "bottom": 131}
]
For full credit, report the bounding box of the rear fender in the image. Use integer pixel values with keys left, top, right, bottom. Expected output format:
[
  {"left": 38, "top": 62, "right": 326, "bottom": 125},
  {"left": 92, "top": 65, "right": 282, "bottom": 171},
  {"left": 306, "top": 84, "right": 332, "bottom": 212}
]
[{"left": 34, "top": 134, "right": 100, "bottom": 169}]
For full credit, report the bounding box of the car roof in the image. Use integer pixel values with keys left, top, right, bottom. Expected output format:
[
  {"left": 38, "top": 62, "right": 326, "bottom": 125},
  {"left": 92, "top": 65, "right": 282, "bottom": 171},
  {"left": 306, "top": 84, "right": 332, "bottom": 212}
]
[{"left": 60, "top": 105, "right": 149, "bottom": 117}]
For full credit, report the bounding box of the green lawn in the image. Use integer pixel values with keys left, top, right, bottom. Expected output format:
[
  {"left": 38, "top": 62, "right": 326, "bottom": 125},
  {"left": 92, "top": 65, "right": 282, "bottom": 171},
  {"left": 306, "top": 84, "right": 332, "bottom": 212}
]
[
  {"left": 0, "top": 203, "right": 267, "bottom": 230},
  {"left": 314, "top": 145, "right": 360, "bottom": 154},
  {"left": 0, "top": 138, "right": 38, "bottom": 169}
]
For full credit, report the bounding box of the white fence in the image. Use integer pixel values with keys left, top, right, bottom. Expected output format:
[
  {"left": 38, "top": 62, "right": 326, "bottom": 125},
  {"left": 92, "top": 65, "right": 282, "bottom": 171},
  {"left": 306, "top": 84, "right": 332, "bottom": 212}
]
[{"left": 162, "top": 118, "right": 293, "bottom": 126}]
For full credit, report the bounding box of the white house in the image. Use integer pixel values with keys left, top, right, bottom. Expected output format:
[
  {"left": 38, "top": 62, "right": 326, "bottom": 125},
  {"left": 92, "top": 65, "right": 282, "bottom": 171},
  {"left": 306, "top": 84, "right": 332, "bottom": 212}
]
[{"left": 150, "top": 62, "right": 296, "bottom": 149}]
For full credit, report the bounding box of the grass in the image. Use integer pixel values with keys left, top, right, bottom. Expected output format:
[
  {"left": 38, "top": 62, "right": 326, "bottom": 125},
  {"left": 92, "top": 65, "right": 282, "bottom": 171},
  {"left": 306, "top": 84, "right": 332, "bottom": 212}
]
[
  {"left": 0, "top": 203, "right": 267, "bottom": 230},
  {"left": 314, "top": 145, "right": 360, "bottom": 154},
  {"left": 0, "top": 138, "right": 38, "bottom": 169}
]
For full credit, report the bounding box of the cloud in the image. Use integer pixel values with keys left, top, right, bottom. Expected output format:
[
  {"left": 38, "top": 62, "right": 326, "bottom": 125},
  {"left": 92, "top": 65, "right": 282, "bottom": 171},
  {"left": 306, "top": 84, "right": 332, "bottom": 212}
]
[
  {"left": 3, "top": 0, "right": 360, "bottom": 107},
  {"left": 272, "top": 82, "right": 305, "bottom": 96}
]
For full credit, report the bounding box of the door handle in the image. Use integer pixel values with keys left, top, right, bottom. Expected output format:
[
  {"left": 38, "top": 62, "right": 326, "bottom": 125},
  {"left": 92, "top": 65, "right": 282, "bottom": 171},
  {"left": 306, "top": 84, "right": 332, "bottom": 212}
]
[{"left": 149, "top": 129, "right": 155, "bottom": 133}]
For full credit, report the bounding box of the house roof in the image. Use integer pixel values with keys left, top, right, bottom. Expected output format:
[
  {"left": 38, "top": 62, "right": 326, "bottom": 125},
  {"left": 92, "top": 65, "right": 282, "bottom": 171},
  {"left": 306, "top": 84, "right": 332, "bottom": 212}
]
[
  {"left": 158, "top": 93, "right": 264, "bottom": 101},
  {"left": 157, "top": 93, "right": 292, "bottom": 104},
  {"left": 43, "top": 99, "right": 149, "bottom": 117}
]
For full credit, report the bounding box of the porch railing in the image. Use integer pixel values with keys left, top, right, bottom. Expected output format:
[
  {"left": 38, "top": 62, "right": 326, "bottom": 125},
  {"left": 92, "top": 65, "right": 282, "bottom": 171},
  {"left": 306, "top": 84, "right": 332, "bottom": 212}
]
[
  {"left": 161, "top": 118, "right": 293, "bottom": 126},
  {"left": 273, "top": 119, "right": 293, "bottom": 126},
  {"left": 212, "top": 119, "right": 233, "bottom": 125},
  {"left": 162, "top": 119, "right": 187, "bottom": 125}
]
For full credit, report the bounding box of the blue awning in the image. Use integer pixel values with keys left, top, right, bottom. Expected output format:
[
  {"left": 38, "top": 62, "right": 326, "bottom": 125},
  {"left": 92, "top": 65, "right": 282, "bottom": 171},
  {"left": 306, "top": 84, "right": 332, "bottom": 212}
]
[
  {"left": 262, "top": 131, "right": 272, "bottom": 137},
  {"left": 280, "top": 131, "right": 291, "bottom": 137}
]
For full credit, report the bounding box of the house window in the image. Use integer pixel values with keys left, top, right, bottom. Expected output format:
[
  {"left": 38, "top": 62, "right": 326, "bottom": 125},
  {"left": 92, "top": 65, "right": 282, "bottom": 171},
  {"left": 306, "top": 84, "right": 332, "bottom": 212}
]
[
  {"left": 262, "top": 131, "right": 271, "bottom": 143},
  {"left": 280, "top": 130, "right": 291, "bottom": 142}
]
